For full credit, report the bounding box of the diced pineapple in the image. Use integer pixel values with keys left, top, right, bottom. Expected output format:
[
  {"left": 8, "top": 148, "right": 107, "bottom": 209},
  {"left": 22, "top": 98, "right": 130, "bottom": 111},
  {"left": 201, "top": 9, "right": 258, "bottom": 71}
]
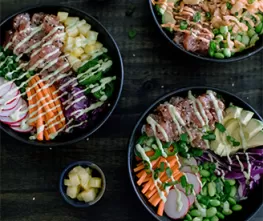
[
  {"left": 89, "top": 177, "right": 102, "bottom": 188},
  {"left": 66, "top": 186, "right": 80, "bottom": 199},
  {"left": 78, "top": 170, "right": 91, "bottom": 187},
  {"left": 94, "top": 42, "right": 103, "bottom": 50},
  {"left": 67, "top": 27, "right": 79, "bottom": 37},
  {"left": 64, "top": 44, "right": 73, "bottom": 52},
  {"left": 75, "top": 36, "right": 83, "bottom": 48},
  {"left": 80, "top": 53, "right": 91, "bottom": 61},
  {"left": 76, "top": 19, "right": 87, "bottom": 28},
  {"left": 84, "top": 44, "right": 97, "bottom": 55},
  {"left": 86, "top": 31, "right": 98, "bottom": 41},
  {"left": 82, "top": 182, "right": 90, "bottom": 191},
  {"left": 65, "top": 17, "right": 79, "bottom": 26},
  {"left": 64, "top": 179, "right": 72, "bottom": 186},
  {"left": 77, "top": 193, "right": 84, "bottom": 201},
  {"left": 68, "top": 172, "right": 80, "bottom": 186},
  {"left": 81, "top": 188, "right": 97, "bottom": 202},
  {"left": 57, "top": 12, "right": 69, "bottom": 22},
  {"left": 78, "top": 23, "right": 91, "bottom": 36},
  {"left": 67, "top": 36, "right": 75, "bottom": 45},
  {"left": 72, "top": 60, "right": 82, "bottom": 72},
  {"left": 86, "top": 167, "right": 92, "bottom": 175},
  {"left": 72, "top": 47, "right": 84, "bottom": 57},
  {"left": 69, "top": 166, "right": 85, "bottom": 175}
]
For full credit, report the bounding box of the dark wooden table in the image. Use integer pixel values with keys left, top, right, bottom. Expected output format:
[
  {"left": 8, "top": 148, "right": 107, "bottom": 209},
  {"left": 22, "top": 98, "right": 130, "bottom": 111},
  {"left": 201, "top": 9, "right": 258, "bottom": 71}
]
[{"left": 0, "top": 0, "right": 262, "bottom": 220}]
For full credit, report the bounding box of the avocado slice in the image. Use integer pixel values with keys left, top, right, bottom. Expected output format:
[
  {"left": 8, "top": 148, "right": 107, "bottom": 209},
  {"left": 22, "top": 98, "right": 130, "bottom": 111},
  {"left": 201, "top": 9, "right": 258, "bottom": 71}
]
[
  {"left": 223, "top": 105, "right": 243, "bottom": 123},
  {"left": 240, "top": 110, "right": 254, "bottom": 125},
  {"left": 247, "top": 130, "right": 263, "bottom": 148},
  {"left": 225, "top": 119, "right": 239, "bottom": 133},
  {"left": 244, "top": 118, "right": 263, "bottom": 139}
]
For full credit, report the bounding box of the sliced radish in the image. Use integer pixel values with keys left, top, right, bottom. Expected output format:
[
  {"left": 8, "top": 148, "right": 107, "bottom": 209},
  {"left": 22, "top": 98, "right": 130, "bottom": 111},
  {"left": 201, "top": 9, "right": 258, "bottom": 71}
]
[
  {"left": 177, "top": 173, "right": 201, "bottom": 195},
  {"left": 0, "top": 88, "right": 19, "bottom": 105},
  {"left": 0, "top": 98, "right": 22, "bottom": 117},
  {"left": 187, "top": 194, "right": 195, "bottom": 206},
  {"left": 1, "top": 96, "right": 20, "bottom": 111},
  {"left": 164, "top": 189, "right": 190, "bottom": 219},
  {"left": 0, "top": 80, "right": 13, "bottom": 97},
  {"left": 180, "top": 166, "right": 193, "bottom": 173},
  {"left": 10, "top": 125, "right": 33, "bottom": 133}
]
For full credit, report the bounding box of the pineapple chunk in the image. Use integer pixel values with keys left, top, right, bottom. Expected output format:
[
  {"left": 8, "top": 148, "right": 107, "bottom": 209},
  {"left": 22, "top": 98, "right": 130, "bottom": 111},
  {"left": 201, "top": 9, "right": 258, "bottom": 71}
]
[
  {"left": 78, "top": 170, "right": 91, "bottom": 187},
  {"left": 76, "top": 19, "right": 87, "bottom": 28},
  {"left": 86, "top": 167, "right": 92, "bottom": 175},
  {"left": 65, "top": 17, "right": 79, "bottom": 26},
  {"left": 84, "top": 44, "right": 97, "bottom": 55},
  {"left": 64, "top": 44, "right": 73, "bottom": 52},
  {"left": 67, "top": 27, "right": 79, "bottom": 37},
  {"left": 68, "top": 172, "right": 80, "bottom": 186},
  {"left": 75, "top": 36, "right": 84, "bottom": 48},
  {"left": 78, "top": 23, "right": 91, "bottom": 36},
  {"left": 72, "top": 47, "right": 84, "bottom": 57},
  {"left": 95, "top": 42, "right": 103, "bottom": 50},
  {"left": 69, "top": 166, "right": 85, "bottom": 175},
  {"left": 86, "top": 31, "right": 98, "bottom": 41},
  {"left": 82, "top": 182, "right": 90, "bottom": 191},
  {"left": 57, "top": 12, "right": 68, "bottom": 22},
  {"left": 77, "top": 193, "right": 84, "bottom": 201},
  {"left": 81, "top": 188, "right": 97, "bottom": 202},
  {"left": 64, "top": 179, "right": 72, "bottom": 186},
  {"left": 66, "top": 36, "right": 75, "bottom": 46},
  {"left": 89, "top": 177, "right": 102, "bottom": 188},
  {"left": 80, "top": 53, "right": 91, "bottom": 61},
  {"left": 66, "top": 186, "right": 80, "bottom": 199},
  {"left": 72, "top": 61, "right": 82, "bottom": 72}
]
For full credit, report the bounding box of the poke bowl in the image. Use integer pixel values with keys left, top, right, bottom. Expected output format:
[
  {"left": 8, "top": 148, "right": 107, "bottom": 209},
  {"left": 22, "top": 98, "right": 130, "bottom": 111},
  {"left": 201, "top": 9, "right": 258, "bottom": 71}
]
[
  {"left": 0, "top": 5, "right": 124, "bottom": 146},
  {"left": 149, "top": 0, "right": 263, "bottom": 62},
  {"left": 128, "top": 87, "right": 263, "bottom": 221}
]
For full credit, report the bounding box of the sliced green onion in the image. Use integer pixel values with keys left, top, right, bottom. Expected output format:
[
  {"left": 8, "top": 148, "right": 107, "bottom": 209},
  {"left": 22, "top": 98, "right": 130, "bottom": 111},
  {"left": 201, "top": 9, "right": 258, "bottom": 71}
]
[
  {"left": 227, "top": 135, "right": 240, "bottom": 146},
  {"left": 193, "top": 12, "right": 201, "bottom": 22},
  {"left": 166, "top": 167, "right": 172, "bottom": 177},
  {"left": 180, "top": 20, "right": 188, "bottom": 30},
  {"left": 226, "top": 2, "right": 232, "bottom": 9},
  {"left": 160, "top": 162, "right": 165, "bottom": 172},
  {"left": 180, "top": 175, "right": 187, "bottom": 188},
  {"left": 202, "top": 133, "right": 216, "bottom": 140},
  {"left": 180, "top": 133, "right": 188, "bottom": 142},
  {"left": 206, "top": 12, "right": 211, "bottom": 20},
  {"left": 128, "top": 29, "right": 137, "bottom": 39}
]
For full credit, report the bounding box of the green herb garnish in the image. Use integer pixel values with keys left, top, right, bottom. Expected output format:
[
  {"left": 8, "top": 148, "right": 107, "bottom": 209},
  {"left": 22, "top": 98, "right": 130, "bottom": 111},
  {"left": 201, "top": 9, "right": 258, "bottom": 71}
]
[
  {"left": 202, "top": 133, "right": 216, "bottom": 141},
  {"left": 154, "top": 168, "right": 160, "bottom": 179},
  {"left": 180, "top": 133, "right": 188, "bottom": 142},
  {"left": 166, "top": 167, "right": 172, "bottom": 177},
  {"left": 227, "top": 135, "right": 240, "bottom": 146},
  {"left": 180, "top": 175, "right": 187, "bottom": 188},
  {"left": 160, "top": 162, "right": 165, "bottom": 172},
  {"left": 215, "top": 122, "right": 226, "bottom": 132},
  {"left": 205, "top": 12, "right": 211, "bottom": 20},
  {"left": 128, "top": 29, "right": 137, "bottom": 39},
  {"left": 226, "top": 2, "right": 232, "bottom": 9},
  {"left": 193, "top": 12, "right": 201, "bottom": 22},
  {"left": 180, "top": 20, "right": 188, "bottom": 30},
  {"left": 248, "top": 0, "right": 255, "bottom": 4},
  {"left": 235, "top": 12, "right": 239, "bottom": 16}
]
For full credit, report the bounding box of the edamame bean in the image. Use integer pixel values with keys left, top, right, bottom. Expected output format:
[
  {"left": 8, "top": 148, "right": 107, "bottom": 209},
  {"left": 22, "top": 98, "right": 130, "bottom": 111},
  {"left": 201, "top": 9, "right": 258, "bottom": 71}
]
[
  {"left": 255, "top": 23, "right": 263, "bottom": 34},
  {"left": 208, "top": 182, "right": 216, "bottom": 197},
  {"left": 211, "top": 175, "right": 217, "bottom": 181},
  {"left": 210, "top": 216, "right": 219, "bottom": 221},
  {"left": 217, "top": 212, "right": 225, "bottom": 219},
  {"left": 203, "top": 219, "right": 209, "bottom": 221},
  {"left": 200, "top": 169, "right": 210, "bottom": 177},
  {"left": 235, "top": 35, "right": 242, "bottom": 42},
  {"left": 201, "top": 186, "right": 207, "bottom": 196},
  {"left": 215, "top": 34, "right": 224, "bottom": 42},
  {"left": 210, "top": 199, "right": 221, "bottom": 207},
  {"left": 206, "top": 207, "right": 217, "bottom": 217},
  {"left": 220, "top": 26, "right": 228, "bottom": 34},
  {"left": 232, "top": 204, "right": 242, "bottom": 211},
  {"left": 257, "top": 14, "right": 263, "bottom": 21},
  {"left": 214, "top": 53, "right": 224, "bottom": 59},
  {"left": 225, "top": 179, "right": 236, "bottom": 186},
  {"left": 201, "top": 178, "right": 207, "bottom": 184},
  {"left": 213, "top": 29, "right": 219, "bottom": 35},
  {"left": 230, "top": 186, "right": 237, "bottom": 197},
  {"left": 223, "top": 48, "right": 231, "bottom": 58},
  {"left": 190, "top": 210, "right": 202, "bottom": 217},
  {"left": 250, "top": 34, "right": 259, "bottom": 46},
  {"left": 222, "top": 201, "right": 230, "bottom": 213},
  {"left": 248, "top": 29, "right": 256, "bottom": 37},
  {"left": 185, "top": 214, "right": 193, "bottom": 221},
  {"left": 222, "top": 210, "right": 233, "bottom": 216},
  {"left": 241, "top": 35, "right": 250, "bottom": 45},
  {"left": 228, "top": 197, "right": 236, "bottom": 205},
  {"left": 193, "top": 217, "right": 202, "bottom": 221}
]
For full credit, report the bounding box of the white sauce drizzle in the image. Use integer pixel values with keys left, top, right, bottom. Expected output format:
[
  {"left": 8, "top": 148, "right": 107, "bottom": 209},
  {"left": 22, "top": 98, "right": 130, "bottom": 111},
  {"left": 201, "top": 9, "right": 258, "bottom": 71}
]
[
  {"left": 146, "top": 115, "right": 169, "bottom": 142},
  {"left": 207, "top": 90, "right": 223, "bottom": 123},
  {"left": 188, "top": 91, "right": 205, "bottom": 126}
]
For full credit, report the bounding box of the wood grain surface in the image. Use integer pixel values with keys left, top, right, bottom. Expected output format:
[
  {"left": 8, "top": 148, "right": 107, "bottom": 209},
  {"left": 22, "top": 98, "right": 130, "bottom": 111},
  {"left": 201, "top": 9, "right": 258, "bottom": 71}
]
[{"left": 0, "top": 0, "right": 262, "bottom": 220}]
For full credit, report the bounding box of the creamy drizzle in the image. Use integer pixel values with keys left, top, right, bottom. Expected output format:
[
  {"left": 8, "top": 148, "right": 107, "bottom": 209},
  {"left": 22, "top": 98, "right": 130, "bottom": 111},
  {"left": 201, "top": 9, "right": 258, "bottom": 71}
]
[
  {"left": 188, "top": 91, "right": 205, "bottom": 127},
  {"left": 146, "top": 116, "right": 169, "bottom": 142},
  {"left": 207, "top": 90, "right": 223, "bottom": 123}
]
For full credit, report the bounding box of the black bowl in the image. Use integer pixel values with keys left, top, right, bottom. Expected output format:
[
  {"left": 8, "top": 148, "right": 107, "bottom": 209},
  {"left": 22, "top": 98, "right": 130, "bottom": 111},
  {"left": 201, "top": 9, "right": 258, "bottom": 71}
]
[
  {"left": 128, "top": 87, "right": 263, "bottom": 221},
  {"left": 0, "top": 5, "right": 124, "bottom": 146},
  {"left": 148, "top": 0, "right": 263, "bottom": 62}
]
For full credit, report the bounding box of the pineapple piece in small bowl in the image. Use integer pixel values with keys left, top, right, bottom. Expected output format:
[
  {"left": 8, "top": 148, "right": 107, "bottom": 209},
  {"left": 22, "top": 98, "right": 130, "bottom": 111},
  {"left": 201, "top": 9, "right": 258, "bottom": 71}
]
[{"left": 59, "top": 161, "right": 106, "bottom": 207}]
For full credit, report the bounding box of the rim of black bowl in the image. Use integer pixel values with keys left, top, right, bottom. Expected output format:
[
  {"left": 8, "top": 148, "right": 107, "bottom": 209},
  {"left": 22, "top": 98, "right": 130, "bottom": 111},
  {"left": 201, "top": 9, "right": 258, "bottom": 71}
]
[
  {"left": 59, "top": 161, "right": 106, "bottom": 208},
  {"left": 128, "top": 86, "right": 263, "bottom": 221},
  {"left": 0, "top": 5, "right": 124, "bottom": 147},
  {"left": 148, "top": 0, "right": 263, "bottom": 62}
]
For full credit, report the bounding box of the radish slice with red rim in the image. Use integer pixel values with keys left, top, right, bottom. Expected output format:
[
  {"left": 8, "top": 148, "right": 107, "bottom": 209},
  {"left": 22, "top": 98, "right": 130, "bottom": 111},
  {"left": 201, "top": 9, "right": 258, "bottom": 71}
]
[
  {"left": 10, "top": 124, "right": 33, "bottom": 133},
  {"left": 0, "top": 80, "right": 13, "bottom": 98},
  {"left": 0, "top": 98, "right": 22, "bottom": 117},
  {"left": 1, "top": 96, "right": 20, "bottom": 111},
  {"left": 164, "top": 189, "right": 190, "bottom": 219}
]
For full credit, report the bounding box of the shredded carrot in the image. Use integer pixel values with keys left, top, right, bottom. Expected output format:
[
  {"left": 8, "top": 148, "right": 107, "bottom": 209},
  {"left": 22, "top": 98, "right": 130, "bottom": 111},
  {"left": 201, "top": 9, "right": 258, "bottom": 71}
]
[{"left": 157, "top": 200, "right": 165, "bottom": 216}]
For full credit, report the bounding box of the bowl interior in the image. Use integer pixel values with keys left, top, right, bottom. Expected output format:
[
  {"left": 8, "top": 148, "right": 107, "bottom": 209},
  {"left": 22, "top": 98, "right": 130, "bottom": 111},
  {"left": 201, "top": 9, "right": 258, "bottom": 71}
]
[
  {"left": 0, "top": 5, "right": 123, "bottom": 146},
  {"left": 148, "top": 0, "right": 263, "bottom": 62},
  {"left": 128, "top": 87, "right": 263, "bottom": 221},
  {"left": 59, "top": 161, "right": 106, "bottom": 207}
]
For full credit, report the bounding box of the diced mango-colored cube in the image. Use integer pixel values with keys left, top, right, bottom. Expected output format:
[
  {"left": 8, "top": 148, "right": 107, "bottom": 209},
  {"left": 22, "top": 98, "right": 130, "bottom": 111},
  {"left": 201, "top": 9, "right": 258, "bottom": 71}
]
[
  {"left": 64, "top": 44, "right": 73, "bottom": 52},
  {"left": 64, "top": 179, "right": 72, "bottom": 186},
  {"left": 65, "top": 17, "right": 79, "bottom": 26},
  {"left": 84, "top": 44, "right": 97, "bottom": 55},
  {"left": 81, "top": 188, "right": 97, "bottom": 202},
  {"left": 66, "top": 186, "right": 80, "bottom": 199},
  {"left": 67, "top": 27, "right": 79, "bottom": 37},
  {"left": 57, "top": 12, "right": 69, "bottom": 22},
  {"left": 80, "top": 53, "right": 91, "bottom": 61},
  {"left": 85, "top": 167, "right": 92, "bottom": 175},
  {"left": 94, "top": 42, "right": 103, "bottom": 50},
  {"left": 78, "top": 170, "right": 90, "bottom": 187},
  {"left": 75, "top": 37, "right": 84, "bottom": 48},
  {"left": 66, "top": 36, "right": 75, "bottom": 45},
  {"left": 77, "top": 193, "right": 84, "bottom": 201},
  {"left": 86, "top": 31, "right": 98, "bottom": 41},
  {"left": 76, "top": 19, "right": 86, "bottom": 28},
  {"left": 78, "top": 23, "right": 91, "bottom": 36},
  {"left": 89, "top": 177, "right": 102, "bottom": 188},
  {"left": 72, "top": 47, "right": 84, "bottom": 57},
  {"left": 68, "top": 172, "right": 80, "bottom": 186}
]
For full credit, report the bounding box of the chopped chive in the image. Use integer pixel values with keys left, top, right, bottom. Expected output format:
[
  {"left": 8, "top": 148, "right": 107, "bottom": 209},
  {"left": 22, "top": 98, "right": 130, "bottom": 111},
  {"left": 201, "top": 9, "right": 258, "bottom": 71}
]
[
  {"left": 160, "top": 162, "right": 165, "bottom": 172},
  {"left": 205, "top": 12, "right": 211, "bottom": 20},
  {"left": 227, "top": 135, "right": 240, "bottom": 146},
  {"left": 193, "top": 12, "right": 201, "bottom": 22},
  {"left": 128, "top": 29, "right": 137, "bottom": 39},
  {"left": 180, "top": 20, "right": 188, "bottom": 30},
  {"left": 202, "top": 134, "right": 216, "bottom": 141},
  {"left": 180, "top": 175, "right": 187, "bottom": 188},
  {"left": 215, "top": 122, "right": 226, "bottom": 132},
  {"left": 154, "top": 168, "right": 160, "bottom": 179},
  {"left": 180, "top": 133, "right": 188, "bottom": 142},
  {"left": 166, "top": 167, "right": 172, "bottom": 177},
  {"left": 226, "top": 2, "right": 232, "bottom": 9},
  {"left": 235, "top": 12, "right": 239, "bottom": 16}
]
